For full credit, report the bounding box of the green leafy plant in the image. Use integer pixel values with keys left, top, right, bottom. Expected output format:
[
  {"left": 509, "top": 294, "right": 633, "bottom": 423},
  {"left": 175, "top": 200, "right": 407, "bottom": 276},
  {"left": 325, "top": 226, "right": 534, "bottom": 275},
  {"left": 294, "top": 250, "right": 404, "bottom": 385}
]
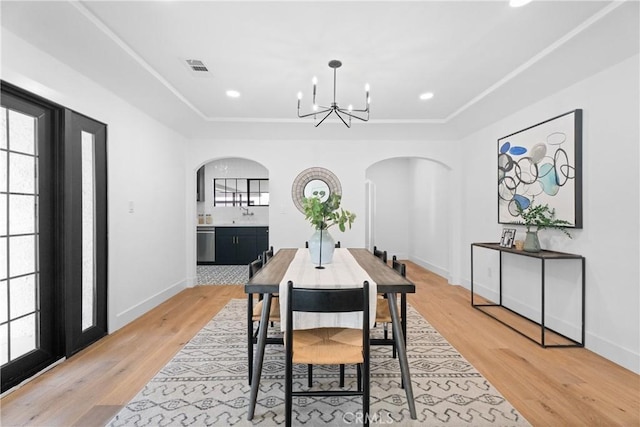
[
  {"left": 515, "top": 200, "right": 572, "bottom": 238},
  {"left": 302, "top": 192, "right": 356, "bottom": 232}
]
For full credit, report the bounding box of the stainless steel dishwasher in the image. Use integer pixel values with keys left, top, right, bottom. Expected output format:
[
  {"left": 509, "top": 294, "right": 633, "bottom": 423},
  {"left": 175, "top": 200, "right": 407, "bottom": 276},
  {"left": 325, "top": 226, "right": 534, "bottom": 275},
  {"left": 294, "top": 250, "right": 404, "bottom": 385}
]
[{"left": 197, "top": 226, "right": 216, "bottom": 264}]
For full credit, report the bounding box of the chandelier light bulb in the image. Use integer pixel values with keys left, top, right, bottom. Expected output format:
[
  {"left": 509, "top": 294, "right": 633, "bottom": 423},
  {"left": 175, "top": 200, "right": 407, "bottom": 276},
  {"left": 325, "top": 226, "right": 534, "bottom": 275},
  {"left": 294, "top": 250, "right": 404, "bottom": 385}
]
[
  {"left": 313, "top": 104, "right": 318, "bottom": 112},
  {"left": 365, "top": 83, "right": 370, "bottom": 92},
  {"left": 297, "top": 92, "right": 303, "bottom": 100},
  {"left": 348, "top": 104, "right": 353, "bottom": 112},
  {"left": 312, "top": 76, "right": 318, "bottom": 85}
]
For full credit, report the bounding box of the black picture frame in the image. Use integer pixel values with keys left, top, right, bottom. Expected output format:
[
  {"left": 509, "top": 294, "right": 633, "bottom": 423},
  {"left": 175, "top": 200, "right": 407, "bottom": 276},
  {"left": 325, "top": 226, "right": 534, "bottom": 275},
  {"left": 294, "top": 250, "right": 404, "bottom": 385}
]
[{"left": 498, "top": 109, "right": 582, "bottom": 228}]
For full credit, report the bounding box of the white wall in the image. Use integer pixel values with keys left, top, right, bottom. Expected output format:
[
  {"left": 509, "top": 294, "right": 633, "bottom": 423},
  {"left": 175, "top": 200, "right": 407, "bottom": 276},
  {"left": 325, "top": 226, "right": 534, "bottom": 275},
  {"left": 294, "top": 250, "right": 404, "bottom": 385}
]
[
  {"left": 185, "top": 140, "right": 458, "bottom": 286},
  {"left": 458, "top": 54, "right": 640, "bottom": 373},
  {"left": 365, "top": 157, "right": 452, "bottom": 280},
  {"left": 1, "top": 31, "right": 189, "bottom": 332},
  {"left": 366, "top": 158, "right": 411, "bottom": 259},
  {"left": 408, "top": 158, "right": 452, "bottom": 279}
]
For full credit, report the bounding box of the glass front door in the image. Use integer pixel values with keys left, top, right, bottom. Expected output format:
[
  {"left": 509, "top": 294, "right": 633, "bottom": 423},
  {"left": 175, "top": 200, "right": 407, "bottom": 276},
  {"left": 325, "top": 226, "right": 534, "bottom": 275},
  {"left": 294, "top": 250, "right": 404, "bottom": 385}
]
[
  {"left": 1, "top": 89, "right": 59, "bottom": 391},
  {"left": 1, "top": 83, "right": 108, "bottom": 392}
]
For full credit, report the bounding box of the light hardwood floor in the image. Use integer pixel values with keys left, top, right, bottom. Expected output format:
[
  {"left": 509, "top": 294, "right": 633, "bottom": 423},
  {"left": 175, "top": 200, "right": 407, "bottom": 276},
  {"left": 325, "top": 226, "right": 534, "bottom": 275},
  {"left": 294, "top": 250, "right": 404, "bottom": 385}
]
[{"left": 1, "top": 263, "right": 638, "bottom": 426}]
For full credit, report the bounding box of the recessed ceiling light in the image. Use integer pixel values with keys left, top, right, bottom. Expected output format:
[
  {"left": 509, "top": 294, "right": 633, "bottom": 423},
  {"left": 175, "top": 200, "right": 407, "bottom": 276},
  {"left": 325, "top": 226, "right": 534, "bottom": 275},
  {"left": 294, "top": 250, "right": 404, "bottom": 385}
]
[
  {"left": 509, "top": 0, "right": 533, "bottom": 7},
  {"left": 226, "top": 90, "right": 240, "bottom": 98},
  {"left": 419, "top": 92, "right": 434, "bottom": 100}
]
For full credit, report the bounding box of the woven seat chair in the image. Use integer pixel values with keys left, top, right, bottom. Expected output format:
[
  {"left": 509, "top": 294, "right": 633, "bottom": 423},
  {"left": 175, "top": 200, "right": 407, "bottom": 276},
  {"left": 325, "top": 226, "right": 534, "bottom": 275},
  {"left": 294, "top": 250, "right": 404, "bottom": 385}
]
[
  {"left": 285, "top": 281, "right": 371, "bottom": 427},
  {"left": 373, "top": 246, "right": 387, "bottom": 264},
  {"left": 304, "top": 241, "right": 341, "bottom": 248},
  {"left": 263, "top": 246, "right": 274, "bottom": 264},
  {"left": 247, "top": 256, "right": 281, "bottom": 385},
  {"left": 375, "top": 254, "right": 406, "bottom": 359},
  {"left": 372, "top": 246, "right": 390, "bottom": 339}
]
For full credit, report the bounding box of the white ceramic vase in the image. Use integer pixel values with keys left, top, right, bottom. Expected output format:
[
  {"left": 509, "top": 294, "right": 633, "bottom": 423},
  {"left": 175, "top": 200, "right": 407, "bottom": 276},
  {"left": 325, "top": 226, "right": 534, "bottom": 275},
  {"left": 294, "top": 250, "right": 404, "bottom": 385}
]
[{"left": 308, "top": 229, "right": 335, "bottom": 265}]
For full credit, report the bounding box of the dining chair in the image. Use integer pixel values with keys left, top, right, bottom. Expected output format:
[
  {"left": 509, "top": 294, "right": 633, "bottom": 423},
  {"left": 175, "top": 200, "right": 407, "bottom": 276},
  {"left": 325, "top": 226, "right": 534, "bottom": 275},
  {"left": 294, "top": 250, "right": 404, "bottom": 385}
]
[
  {"left": 372, "top": 246, "right": 392, "bottom": 352},
  {"left": 285, "top": 281, "right": 371, "bottom": 427},
  {"left": 304, "top": 241, "right": 341, "bottom": 248},
  {"left": 373, "top": 246, "right": 387, "bottom": 264},
  {"left": 247, "top": 256, "right": 280, "bottom": 385},
  {"left": 374, "top": 254, "right": 406, "bottom": 359},
  {"left": 392, "top": 255, "right": 406, "bottom": 276},
  {"left": 263, "top": 246, "right": 274, "bottom": 264}
]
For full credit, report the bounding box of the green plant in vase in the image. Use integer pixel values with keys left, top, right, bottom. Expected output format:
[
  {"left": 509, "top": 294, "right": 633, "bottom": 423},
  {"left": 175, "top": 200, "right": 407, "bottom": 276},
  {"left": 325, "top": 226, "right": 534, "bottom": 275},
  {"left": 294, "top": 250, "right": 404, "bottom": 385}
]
[
  {"left": 515, "top": 200, "right": 572, "bottom": 252},
  {"left": 302, "top": 192, "right": 356, "bottom": 232},
  {"left": 302, "top": 192, "right": 356, "bottom": 264}
]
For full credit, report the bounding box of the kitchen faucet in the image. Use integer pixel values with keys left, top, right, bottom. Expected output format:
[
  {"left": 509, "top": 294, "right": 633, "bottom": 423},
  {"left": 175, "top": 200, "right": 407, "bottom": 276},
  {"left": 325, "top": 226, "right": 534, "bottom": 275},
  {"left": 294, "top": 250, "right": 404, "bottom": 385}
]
[{"left": 240, "top": 206, "right": 254, "bottom": 216}]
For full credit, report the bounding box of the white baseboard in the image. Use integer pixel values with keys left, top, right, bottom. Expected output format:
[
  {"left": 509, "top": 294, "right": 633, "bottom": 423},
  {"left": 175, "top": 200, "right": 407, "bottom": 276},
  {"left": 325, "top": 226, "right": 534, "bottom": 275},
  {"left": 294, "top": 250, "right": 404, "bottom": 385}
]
[
  {"left": 110, "top": 279, "right": 187, "bottom": 332},
  {"left": 408, "top": 255, "right": 450, "bottom": 282},
  {"left": 185, "top": 274, "right": 197, "bottom": 288},
  {"left": 461, "top": 278, "right": 639, "bottom": 374},
  {"left": 585, "top": 331, "right": 640, "bottom": 374}
]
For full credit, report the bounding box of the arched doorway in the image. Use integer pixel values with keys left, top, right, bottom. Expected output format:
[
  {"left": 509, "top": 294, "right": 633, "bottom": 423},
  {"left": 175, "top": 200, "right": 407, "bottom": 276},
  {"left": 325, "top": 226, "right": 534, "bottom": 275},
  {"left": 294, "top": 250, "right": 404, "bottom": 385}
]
[
  {"left": 195, "top": 157, "right": 270, "bottom": 284},
  {"left": 365, "top": 157, "right": 452, "bottom": 278}
]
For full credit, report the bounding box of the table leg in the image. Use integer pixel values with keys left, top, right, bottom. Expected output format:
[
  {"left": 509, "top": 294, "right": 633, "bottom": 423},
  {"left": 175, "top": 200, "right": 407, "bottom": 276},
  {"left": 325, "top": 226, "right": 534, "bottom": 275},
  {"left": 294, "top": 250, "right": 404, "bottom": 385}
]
[
  {"left": 247, "top": 293, "right": 254, "bottom": 385},
  {"left": 387, "top": 292, "right": 417, "bottom": 419},
  {"left": 247, "top": 293, "right": 272, "bottom": 420}
]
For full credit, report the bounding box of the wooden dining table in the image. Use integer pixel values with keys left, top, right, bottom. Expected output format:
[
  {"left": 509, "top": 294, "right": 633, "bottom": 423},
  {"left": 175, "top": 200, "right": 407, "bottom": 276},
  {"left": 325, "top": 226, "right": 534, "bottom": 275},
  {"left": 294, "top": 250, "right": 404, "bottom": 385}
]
[{"left": 245, "top": 248, "right": 417, "bottom": 420}]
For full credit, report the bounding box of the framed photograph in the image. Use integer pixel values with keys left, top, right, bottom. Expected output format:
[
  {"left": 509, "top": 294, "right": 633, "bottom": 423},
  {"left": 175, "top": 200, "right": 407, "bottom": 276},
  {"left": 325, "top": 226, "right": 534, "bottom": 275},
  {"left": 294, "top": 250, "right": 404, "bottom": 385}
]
[
  {"left": 500, "top": 228, "right": 516, "bottom": 248},
  {"left": 498, "top": 109, "right": 582, "bottom": 228}
]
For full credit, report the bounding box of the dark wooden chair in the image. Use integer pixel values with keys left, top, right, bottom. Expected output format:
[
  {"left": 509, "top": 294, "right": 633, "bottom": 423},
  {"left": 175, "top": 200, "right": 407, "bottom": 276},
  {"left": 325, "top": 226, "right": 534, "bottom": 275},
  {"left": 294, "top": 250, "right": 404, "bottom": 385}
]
[
  {"left": 247, "top": 256, "right": 280, "bottom": 385},
  {"left": 374, "top": 254, "right": 406, "bottom": 359},
  {"left": 373, "top": 246, "right": 387, "bottom": 264},
  {"left": 392, "top": 255, "right": 406, "bottom": 277},
  {"left": 263, "top": 246, "right": 274, "bottom": 264},
  {"left": 304, "top": 241, "right": 341, "bottom": 248},
  {"left": 285, "top": 281, "right": 371, "bottom": 427}
]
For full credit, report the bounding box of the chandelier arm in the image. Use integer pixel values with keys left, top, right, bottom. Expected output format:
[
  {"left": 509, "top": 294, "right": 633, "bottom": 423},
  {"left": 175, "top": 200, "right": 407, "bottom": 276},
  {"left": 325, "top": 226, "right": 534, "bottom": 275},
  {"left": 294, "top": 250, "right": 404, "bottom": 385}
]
[
  {"left": 296, "top": 59, "right": 369, "bottom": 127},
  {"left": 337, "top": 108, "right": 370, "bottom": 122},
  {"left": 314, "top": 110, "right": 335, "bottom": 127},
  {"left": 334, "top": 111, "right": 352, "bottom": 128},
  {"left": 347, "top": 107, "right": 370, "bottom": 113},
  {"left": 298, "top": 107, "right": 332, "bottom": 119}
]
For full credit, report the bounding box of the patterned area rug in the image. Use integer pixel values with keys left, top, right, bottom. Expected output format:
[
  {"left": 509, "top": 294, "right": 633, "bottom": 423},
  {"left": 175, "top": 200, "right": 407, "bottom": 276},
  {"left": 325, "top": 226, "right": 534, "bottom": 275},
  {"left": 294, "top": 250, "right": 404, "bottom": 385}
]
[
  {"left": 107, "top": 299, "right": 529, "bottom": 426},
  {"left": 197, "top": 265, "right": 249, "bottom": 285}
]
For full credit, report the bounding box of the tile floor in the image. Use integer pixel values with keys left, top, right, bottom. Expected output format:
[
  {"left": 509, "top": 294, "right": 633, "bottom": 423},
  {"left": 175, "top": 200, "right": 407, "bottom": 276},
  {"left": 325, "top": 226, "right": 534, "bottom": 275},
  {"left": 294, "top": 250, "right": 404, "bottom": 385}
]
[{"left": 197, "top": 265, "right": 249, "bottom": 285}]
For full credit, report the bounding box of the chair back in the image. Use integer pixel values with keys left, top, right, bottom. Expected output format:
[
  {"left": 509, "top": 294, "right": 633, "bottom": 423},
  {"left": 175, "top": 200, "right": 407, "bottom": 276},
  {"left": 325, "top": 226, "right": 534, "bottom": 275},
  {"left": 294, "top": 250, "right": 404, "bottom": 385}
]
[
  {"left": 286, "top": 280, "right": 370, "bottom": 352},
  {"left": 373, "top": 246, "right": 388, "bottom": 263},
  {"left": 248, "top": 258, "right": 263, "bottom": 279},
  {"left": 287, "top": 281, "right": 370, "bottom": 316},
  {"left": 263, "top": 246, "right": 274, "bottom": 264},
  {"left": 392, "top": 256, "right": 406, "bottom": 277}
]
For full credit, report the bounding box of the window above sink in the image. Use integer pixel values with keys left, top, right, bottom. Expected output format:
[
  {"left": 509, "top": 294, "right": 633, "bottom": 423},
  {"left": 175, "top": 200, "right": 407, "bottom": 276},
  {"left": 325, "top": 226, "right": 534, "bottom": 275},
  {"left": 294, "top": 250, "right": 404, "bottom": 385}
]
[{"left": 214, "top": 178, "right": 269, "bottom": 206}]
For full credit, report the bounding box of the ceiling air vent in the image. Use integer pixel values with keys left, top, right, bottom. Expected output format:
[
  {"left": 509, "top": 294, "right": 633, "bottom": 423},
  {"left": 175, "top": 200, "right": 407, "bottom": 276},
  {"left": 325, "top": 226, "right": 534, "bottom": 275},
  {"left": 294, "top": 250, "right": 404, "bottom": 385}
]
[{"left": 186, "top": 59, "right": 209, "bottom": 73}]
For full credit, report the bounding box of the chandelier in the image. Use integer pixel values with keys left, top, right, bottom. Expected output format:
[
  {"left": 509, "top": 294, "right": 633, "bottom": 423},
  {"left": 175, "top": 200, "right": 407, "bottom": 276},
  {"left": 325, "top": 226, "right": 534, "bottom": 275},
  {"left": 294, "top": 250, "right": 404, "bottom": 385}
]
[{"left": 297, "top": 60, "right": 370, "bottom": 128}]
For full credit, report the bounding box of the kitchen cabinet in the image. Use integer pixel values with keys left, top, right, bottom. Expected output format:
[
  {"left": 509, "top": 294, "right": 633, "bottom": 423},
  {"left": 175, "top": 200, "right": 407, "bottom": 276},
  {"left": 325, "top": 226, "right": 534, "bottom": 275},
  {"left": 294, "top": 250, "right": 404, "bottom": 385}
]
[{"left": 215, "top": 227, "right": 269, "bottom": 265}]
